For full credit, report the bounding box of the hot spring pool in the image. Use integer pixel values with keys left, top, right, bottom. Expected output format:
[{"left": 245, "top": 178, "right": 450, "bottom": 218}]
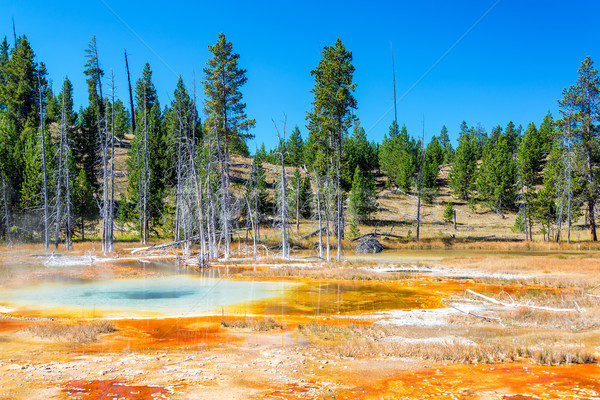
[{"left": 0, "top": 274, "right": 293, "bottom": 317}]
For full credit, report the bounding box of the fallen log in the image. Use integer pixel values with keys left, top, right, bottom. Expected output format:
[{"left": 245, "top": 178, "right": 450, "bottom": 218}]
[
  {"left": 443, "top": 301, "right": 502, "bottom": 323},
  {"left": 351, "top": 232, "right": 403, "bottom": 242},
  {"left": 300, "top": 227, "right": 328, "bottom": 240},
  {"left": 130, "top": 236, "right": 201, "bottom": 254},
  {"left": 465, "top": 289, "right": 581, "bottom": 313}
]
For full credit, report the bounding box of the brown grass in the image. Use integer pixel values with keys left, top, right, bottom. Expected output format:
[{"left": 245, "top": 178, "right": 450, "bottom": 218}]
[
  {"left": 25, "top": 320, "right": 116, "bottom": 343},
  {"left": 297, "top": 321, "right": 596, "bottom": 365},
  {"left": 221, "top": 317, "right": 284, "bottom": 331}
]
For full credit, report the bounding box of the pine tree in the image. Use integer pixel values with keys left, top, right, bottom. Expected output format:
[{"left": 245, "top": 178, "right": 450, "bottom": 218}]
[
  {"left": 438, "top": 125, "right": 454, "bottom": 164},
  {"left": 307, "top": 38, "right": 357, "bottom": 261},
  {"left": 345, "top": 120, "right": 378, "bottom": 176},
  {"left": 285, "top": 125, "right": 304, "bottom": 167},
  {"left": 379, "top": 123, "right": 416, "bottom": 191},
  {"left": 476, "top": 134, "right": 516, "bottom": 212},
  {"left": 203, "top": 32, "right": 255, "bottom": 170},
  {"left": 422, "top": 135, "right": 442, "bottom": 195},
  {"left": 449, "top": 125, "right": 477, "bottom": 200},
  {"left": 112, "top": 99, "right": 130, "bottom": 139},
  {"left": 516, "top": 122, "right": 545, "bottom": 238},
  {"left": 349, "top": 166, "right": 378, "bottom": 224},
  {"left": 504, "top": 121, "right": 522, "bottom": 155},
  {"left": 558, "top": 56, "right": 600, "bottom": 241},
  {"left": 203, "top": 33, "right": 254, "bottom": 258},
  {"left": 444, "top": 202, "right": 454, "bottom": 224},
  {"left": 0, "top": 36, "right": 40, "bottom": 130}
]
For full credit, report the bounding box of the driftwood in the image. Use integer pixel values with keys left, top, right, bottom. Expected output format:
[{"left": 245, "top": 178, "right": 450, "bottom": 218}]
[
  {"left": 351, "top": 232, "right": 403, "bottom": 242},
  {"left": 443, "top": 301, "right": 502, "bottom": 323},
  {"left": 465, "top": 289, "right": 581, "bottom": 313},
  {"left": 300, "top": 227, "right": 328, "bottom": 240},
  {"left": 130, "top": 236, "right": 201, "bottom": 254}
]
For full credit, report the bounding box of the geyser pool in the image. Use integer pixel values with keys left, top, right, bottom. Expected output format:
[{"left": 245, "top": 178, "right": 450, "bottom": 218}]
[{"left": 0, "top": 274, "right": 294, "bottom": 317}]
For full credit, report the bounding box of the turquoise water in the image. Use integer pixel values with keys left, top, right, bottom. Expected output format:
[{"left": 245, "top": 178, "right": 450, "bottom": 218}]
[{"left": 0, "top": 274, "right": 292, "bottom": 316}]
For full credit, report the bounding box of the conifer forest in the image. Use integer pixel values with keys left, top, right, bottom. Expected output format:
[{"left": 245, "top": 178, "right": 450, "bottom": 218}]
[{"left": 1, "top": 32, "right": 599, "bottom": 257}]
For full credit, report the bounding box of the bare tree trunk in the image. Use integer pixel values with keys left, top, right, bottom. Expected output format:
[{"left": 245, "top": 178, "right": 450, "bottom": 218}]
[
  {"left": 108, "top": 72, "right": 116, "bottom": 252},
  {"left": 65, "top": 137, "right": 72, "bottom": 249},
  {"left": 175, "top": 105, "right": 183, "bottom": 243},
  {"left": 273, "top": 116, "right": 289, "bottom": 260},
  {"left": 313, "top": 168, "right": 323, "bottom": 259},
  {"left": 54, "top": 83, "right": 67, "bottom": 248},
  {"left": 325, "top": 174, "right": 331, "bottom": 262},
  {"left": 245, "top": 195, "right": 257, "bottom": 260},
  {"left": 254, "top": 159, "right": 261, "bottom": 241},
  {"left": 566, "top": 133, "right": 573, "bottom": 245},
  {"left": 0, "top": 166, "right": 11, "bottom": 246},
  {"left": 142, "top": 90, "right": 149, "bottom": 244},
  {"left": 335, "top": 127, "right": 343, "bottom": 262},
  {"left": 296, "top": 170, "right": 300, "bottom": 236},
  {"left": 416, "top": 118, "right": 424, "bottom": 242},
  {"left": 124, "top": 51, "right": 136, "bottom": 134},
  {"left": 191, "top": 79, "right": 206, "bottom": 258},
  {"left": 38, "top": 75, "right": 49, "bottom": 249}
]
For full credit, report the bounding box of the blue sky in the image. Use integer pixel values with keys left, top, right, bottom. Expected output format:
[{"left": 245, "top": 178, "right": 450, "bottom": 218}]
[{"left": 1, "top": 1, "right": 599, "bottom": 151}]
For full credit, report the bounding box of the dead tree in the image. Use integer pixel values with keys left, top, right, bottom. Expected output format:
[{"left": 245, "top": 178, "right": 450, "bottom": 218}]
[
  {"left": 37, "top": 74, "right": 49, "bottom": 249},
  {"left": 190, "top": 80, "right": 206, "bottom": 259},
  {"left": 416, "top": 117, "right": 425, "bottom": 242},
  {"left": 0, "top": 165, "right": 11, "bottom": 246},
  {"left": 108, "top": 72, "right": 116, "bottom": 250},
  {"left": 141, "top": 89, "right": 149, "bottom": 244},
  {"left": 273, "top": 115, "right": 289, "bottom": 259},
  {"left": 54, "top": 80, "right": 71, "bottom": 248},
  {"left": 312, "top": 167, "right": 324, "bottom": 259}
]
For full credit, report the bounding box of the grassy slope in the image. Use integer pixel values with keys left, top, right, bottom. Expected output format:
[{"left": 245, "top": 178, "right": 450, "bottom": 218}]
[{"left": 90, "top": 134, "right": 592, "bottom": 244}]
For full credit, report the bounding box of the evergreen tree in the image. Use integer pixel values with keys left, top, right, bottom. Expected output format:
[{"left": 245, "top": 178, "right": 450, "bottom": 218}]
[
  {"left": 74, "top": 36, "right": 104, "bottom": 194},
  {"left": 203, "top": 32, "right": 255, "bottom": 165},
  {"left": 476, "top": 134, "right": 516, "bottom": 212},
  {"left": 345, "top": 120, "right": 378, "bottom": 175},
  {"left": 379, "top": 123, "right": 416, "bottom": 191},
  {"left": 285, "top": 125, "right": 304, "bottom": 166},
  {"left": 538, "top": 111, "right": 554, "bottom": 154},
  {"left": 0, "top": 36, "right": 41, "bottom": 130},
  {"left": 348, "top": 166, "right": 377, "bottom": 223},
  {"left": 449, "top": 125, "right": 477, "bottom": 200},
  {"left": 504, "top": 121, "right": 522, "bottom": 154},
  {"left": 444, "top": 202, "right": 454, "bottom": 223},
  {"left": 472, "top": 123, "right": 488, "bottom": 158},
  {"left": 112, "top": 99, "right": 130, "bottom": 139},
  {"left": 57, "top": 77, "right": 77, "bottom": 126},
  {"left": 518, "top": 122, "right": 545, "bottom": 188},
  {"left": 306, "top": 38, "right": 357, "bottom": 261},
  {"left": 438, "top": 125, "right": 454, "bottom": 164},
  {"left": 558, "top": 56, "right": 600, "bottom": 241},
  {"left": 19, "top": 133, "right": 41, "bottom": 209},
  {"left": 422, "top": 135, "right": 442, "bottom": 191}
]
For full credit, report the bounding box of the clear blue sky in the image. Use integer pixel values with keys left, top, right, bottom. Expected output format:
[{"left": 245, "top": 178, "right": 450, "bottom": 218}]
[{"left": 2, "top": 1, "right": 599, "bottom": 151}]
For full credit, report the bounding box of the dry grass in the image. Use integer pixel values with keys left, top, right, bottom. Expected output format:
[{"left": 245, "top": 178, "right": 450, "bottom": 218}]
[
  {"left": 297, "top": 321, "right": 596, "bottom": 365},
  {"left": 25, "top": 320, "right": 116, "bottom": 343},
  {"left": 221, "top": 317, "right": 284, "bottom": 331}
]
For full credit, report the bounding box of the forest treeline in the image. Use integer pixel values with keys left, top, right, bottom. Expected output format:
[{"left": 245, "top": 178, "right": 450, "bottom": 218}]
[{"left": 0, "top": 32, "right": 598, "bottom": 259}]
